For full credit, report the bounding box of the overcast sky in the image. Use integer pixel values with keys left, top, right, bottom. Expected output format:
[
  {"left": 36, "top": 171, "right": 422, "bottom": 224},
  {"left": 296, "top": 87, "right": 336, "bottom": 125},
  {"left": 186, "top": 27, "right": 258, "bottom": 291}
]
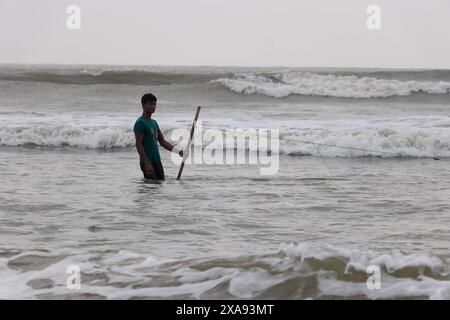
[{"left": 1, "top": 0, "right": 449, "bottom": 68}]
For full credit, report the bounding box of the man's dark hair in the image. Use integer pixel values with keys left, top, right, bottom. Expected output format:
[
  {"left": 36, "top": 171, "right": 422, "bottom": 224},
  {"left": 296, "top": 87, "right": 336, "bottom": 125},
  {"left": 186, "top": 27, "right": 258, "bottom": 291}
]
[{"left": 141, "top": 93, "right": 157, "bottom": 106}]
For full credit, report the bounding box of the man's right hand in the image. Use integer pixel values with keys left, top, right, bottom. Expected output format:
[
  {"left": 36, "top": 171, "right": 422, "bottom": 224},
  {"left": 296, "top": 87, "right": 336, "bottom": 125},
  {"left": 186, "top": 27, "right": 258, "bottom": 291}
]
[{"left": 144, "top": 162, "right": 154, "bottom": 176}]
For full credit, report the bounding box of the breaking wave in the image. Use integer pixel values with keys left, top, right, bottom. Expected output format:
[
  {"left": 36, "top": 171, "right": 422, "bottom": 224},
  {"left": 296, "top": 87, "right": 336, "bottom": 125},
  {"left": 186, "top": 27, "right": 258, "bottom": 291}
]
[
  {"left": 1, "top": 243, "right": 449, "bottom": 299},
  {"left": 2, "top": 67, "right": 450, "bottom": 100},
  {"left": 213, "top": 71, "right": 450, "bottom": 98},
  {"left": 1, "top": 123, "right": 449, "bottom": 158},
  {"left": 0, "top": 69, "right": 225, "bottom": 85}
]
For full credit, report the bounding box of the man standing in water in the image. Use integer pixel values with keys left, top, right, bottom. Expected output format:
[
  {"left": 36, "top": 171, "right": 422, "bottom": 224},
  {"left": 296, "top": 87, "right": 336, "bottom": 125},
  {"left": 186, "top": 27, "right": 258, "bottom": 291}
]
[{"left": 134, "top": 93, "right": 183, "bottom": 180}]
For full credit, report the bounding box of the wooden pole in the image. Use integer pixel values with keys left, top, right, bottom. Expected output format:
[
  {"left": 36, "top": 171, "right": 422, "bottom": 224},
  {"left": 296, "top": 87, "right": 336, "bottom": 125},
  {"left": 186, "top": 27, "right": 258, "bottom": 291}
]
[{"left": 176, "top": 106, "right": 201, "bottom": 180}]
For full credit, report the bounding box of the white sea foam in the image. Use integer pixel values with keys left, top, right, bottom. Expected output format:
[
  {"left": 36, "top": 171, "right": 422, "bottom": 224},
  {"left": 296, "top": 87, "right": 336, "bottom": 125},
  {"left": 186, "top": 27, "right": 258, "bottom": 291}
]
[
  {"left": 279, "top": 243, "right": 450, "bottom": 299},
  {"left": 2, "top": 245, "right": 449, "bottom": 299},
  {"left": 279, "top": 128, "right": 450, "bottom": 158},
  {"left": 318, "top": 273, "right": 450, "bottom": 300},
  {"left": 279, "top": 243, "right": 448, "bottom": 274},
  {"left": 213, "top": 71, "right": 450, "bottom": 98},
  {"left": 0, "top": 113, "right": 449, "bottom": 157},
  {"left": 1, "top": 124, "right": 448, "bottom": 158}
]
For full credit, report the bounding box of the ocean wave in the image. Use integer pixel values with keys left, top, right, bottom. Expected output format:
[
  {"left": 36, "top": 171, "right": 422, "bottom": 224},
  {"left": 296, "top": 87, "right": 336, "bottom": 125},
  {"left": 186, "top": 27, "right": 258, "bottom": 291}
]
[
  {"left": 0, "top": 69, "right": 225, "bottom": 85},
  {"left": 0, "top": 125, "right": 135, "bottom": 149},
  {"left": 1, "top": 244, "right": 449, "bottom": 299},
  {"left": 1, "top": 124, "right": 448, "bottom": 158},
  {"left": 278, "top": 128, "right": 450, "bottom": 158},
  {"left": 213, "top": 71, "right": 450, "bottom": 98},
  {"left": 3, "top": 67, "right": 450, "bottom": 99}
]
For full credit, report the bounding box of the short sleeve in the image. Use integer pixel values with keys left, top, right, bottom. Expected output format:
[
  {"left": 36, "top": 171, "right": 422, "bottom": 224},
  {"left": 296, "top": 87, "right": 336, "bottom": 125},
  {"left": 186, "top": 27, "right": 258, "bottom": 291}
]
[
  {"left": 134, "top": 119, "right": 145, "bottom": 134},
  {"left": 154, "top": 120, "right": 160, "bottom": 131}
]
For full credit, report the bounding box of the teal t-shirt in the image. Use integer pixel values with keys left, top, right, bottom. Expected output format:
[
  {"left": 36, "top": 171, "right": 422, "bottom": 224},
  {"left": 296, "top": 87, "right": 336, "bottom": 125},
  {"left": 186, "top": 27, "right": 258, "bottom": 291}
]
[{"left": 133, "top": 116, "right": 161, "bottom": 164}]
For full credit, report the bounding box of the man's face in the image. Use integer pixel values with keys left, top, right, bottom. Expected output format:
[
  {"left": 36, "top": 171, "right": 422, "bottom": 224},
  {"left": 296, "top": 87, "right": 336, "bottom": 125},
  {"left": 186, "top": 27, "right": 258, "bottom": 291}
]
[{"left": 143, "top": 101, "right": 157, "bottom": 114}]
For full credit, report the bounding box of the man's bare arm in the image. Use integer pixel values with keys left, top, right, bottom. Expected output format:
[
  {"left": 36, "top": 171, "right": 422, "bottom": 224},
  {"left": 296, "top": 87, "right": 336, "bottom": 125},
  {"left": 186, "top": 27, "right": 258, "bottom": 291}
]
[{"left": 158, "top": 130, "right": 182, "bottom": 155}]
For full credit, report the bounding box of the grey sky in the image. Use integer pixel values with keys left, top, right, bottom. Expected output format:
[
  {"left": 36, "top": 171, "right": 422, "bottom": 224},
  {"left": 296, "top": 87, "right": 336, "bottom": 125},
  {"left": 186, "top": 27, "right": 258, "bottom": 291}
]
[{"left": 1, "top": 0, "right": 449, "bottom": 68}]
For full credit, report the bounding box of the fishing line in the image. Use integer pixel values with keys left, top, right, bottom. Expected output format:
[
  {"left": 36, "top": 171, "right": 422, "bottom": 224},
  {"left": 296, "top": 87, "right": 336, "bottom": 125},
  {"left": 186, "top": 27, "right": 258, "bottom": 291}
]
[{"left": 282, "top": 137, "right": 401, "bottom": 157}]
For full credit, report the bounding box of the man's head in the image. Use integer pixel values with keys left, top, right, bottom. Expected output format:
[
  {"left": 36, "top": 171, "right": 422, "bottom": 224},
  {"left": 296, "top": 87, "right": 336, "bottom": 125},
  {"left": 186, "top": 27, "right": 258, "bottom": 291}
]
[{"left": 141, "top": 93, "right": 157, "bottom": 114}]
